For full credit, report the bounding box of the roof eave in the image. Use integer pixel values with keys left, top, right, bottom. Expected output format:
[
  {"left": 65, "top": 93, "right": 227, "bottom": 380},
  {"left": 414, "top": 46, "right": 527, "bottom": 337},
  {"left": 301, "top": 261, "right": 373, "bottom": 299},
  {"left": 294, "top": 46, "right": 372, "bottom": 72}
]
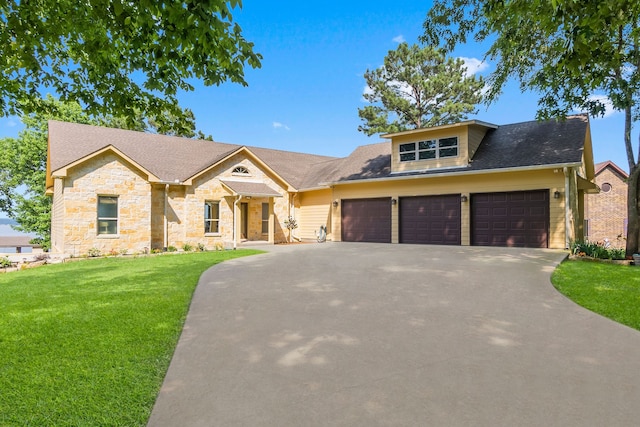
[{"left": 321, "top": 162, "right": 583, "bottom": 187}]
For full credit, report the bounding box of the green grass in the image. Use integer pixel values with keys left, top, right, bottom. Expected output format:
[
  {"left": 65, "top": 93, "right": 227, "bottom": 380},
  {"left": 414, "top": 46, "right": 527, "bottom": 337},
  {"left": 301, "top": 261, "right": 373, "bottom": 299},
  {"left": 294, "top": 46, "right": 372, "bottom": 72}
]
[
  {"left": 552, "top": 260, "right": 640, "bottom": 331},
  {"left": 0, "top": 250, "right": 261, "bottom": 426}
]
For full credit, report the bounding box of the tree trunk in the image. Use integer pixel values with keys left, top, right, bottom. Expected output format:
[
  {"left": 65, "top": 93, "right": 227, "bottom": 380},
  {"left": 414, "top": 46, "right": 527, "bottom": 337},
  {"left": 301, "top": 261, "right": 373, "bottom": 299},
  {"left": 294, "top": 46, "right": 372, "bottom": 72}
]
[{"left": 627, "top": 166, "right": 640, "bottom": 257}]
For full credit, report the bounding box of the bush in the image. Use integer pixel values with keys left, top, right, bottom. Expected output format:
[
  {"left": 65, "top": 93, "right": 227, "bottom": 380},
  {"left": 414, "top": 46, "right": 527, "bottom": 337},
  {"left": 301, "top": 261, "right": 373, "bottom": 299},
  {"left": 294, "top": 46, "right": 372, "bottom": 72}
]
[
  {"left": 166, "top": 245, "right": 177, "bottom": 252},
  {"left": 571, "top": 240, "right": 626, "bottom": 260},
  {"left": 182, "top": 243, "right": 193, "bottom": 252},
  {"left": 0, "top": 257, "right": 11, "bottom": 268},
  {"left": 87, "top": 247, "right": 102, "bottom": 257},
  {"left": 197, "top": 243, "right": 206, "bottom": 252}
]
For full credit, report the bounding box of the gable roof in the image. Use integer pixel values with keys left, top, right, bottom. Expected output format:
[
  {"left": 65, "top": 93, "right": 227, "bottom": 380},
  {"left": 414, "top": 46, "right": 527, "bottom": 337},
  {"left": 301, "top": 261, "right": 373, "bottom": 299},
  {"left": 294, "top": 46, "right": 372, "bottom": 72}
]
[
  {"left": 595, "top": 160, "right": 628, "bottom": 179},
  {"left": 47, "top": 121, "right": 337, "bottom": 189},
  {"left": 321, "top": 115, "right": 590, "bottom": 185},
  {"left": 48, "top": 115, "right": 593, "bottom": 191}
]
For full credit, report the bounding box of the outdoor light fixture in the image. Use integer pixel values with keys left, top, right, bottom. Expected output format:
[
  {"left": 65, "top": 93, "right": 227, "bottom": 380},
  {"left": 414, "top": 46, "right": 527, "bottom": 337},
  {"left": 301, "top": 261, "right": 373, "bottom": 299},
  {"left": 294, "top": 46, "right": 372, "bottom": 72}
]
[
  {"left": 460, "top": 195, "right": 468, "bottom": 203},
  {"left": 332, "top": 200, "right": 339, "bottom": 207},
  {"left": 391, "top": 198, "right": 397, "bottom": 205},
  {"left": 554, "top": 191, "right": 561, "bottom": 199}
]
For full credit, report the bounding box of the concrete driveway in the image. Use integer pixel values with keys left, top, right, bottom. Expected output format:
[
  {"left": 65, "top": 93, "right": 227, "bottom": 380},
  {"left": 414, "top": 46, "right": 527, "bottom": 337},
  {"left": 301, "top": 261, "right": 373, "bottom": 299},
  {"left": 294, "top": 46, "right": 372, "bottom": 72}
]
[{"left": 148, "top": 243, "right": 640, "bottom": 426}]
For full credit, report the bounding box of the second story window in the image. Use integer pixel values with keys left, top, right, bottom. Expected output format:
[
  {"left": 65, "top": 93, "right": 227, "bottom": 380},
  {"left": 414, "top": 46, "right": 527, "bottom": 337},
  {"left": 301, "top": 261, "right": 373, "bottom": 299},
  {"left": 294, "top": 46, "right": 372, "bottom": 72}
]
[{"left": 399, "top": 137, "right": 458, "bottom": 162}]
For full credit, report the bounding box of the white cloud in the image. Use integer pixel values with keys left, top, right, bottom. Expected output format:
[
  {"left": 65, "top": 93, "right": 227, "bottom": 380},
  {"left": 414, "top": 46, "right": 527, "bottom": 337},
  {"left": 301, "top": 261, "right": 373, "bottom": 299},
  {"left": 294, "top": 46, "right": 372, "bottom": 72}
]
[
  {"left": 458, "top": 57, "right": 489, "bottom": 77},
  {"left": 588, "top": 95, "right": 617, "bottom": 118},
  {"left": 6, "top": 119, "right": 17, "bottom": 127},
  {"left": 272, "top": 121, "right": 290, "bottom": 131},
  {"left": 392, "top": 35, "right": 405, "bottom": 44}
]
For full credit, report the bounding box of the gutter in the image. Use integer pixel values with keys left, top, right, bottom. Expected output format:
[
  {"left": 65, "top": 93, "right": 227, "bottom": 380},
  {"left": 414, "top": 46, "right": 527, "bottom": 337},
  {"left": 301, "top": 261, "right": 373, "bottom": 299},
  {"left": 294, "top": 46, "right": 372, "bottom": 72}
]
[{"left": 320, "top": 162, "right": 583, "bottom": 188}]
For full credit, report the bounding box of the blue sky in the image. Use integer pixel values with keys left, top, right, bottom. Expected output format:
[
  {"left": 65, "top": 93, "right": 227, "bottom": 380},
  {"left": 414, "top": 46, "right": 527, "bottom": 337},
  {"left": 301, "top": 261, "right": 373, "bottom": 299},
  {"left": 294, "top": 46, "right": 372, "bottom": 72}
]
[{"left": 0, "top": 0, "right": 633, "bottom": 222}]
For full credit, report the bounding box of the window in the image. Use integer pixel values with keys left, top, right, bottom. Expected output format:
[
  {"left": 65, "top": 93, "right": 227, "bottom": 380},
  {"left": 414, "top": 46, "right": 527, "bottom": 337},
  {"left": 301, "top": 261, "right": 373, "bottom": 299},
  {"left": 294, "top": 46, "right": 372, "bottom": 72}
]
[
  {"left": 601, "top": 182, "right": 612, "bottom": 193},
  {"left": 204, "top": 201, "right": 220, "bottom": 234},
  {"left": 399, "top": 137, "right": 458, "bottom": 162},
  {"left": 261, "top": 203, "right": 269, "bottom": 234},
  {"left": 97, "top": 196, "right": 118, "bottom": 235},
  {"left": 232, "top": 166, "right": 250, "bottom": 175}
]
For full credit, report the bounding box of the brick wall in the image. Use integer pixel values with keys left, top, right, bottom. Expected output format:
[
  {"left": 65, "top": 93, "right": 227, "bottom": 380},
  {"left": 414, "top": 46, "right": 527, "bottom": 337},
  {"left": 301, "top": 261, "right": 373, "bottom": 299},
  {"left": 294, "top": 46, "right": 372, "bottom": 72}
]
[{"left": 585, "top": 166, "right": 627, "bottom": 247}]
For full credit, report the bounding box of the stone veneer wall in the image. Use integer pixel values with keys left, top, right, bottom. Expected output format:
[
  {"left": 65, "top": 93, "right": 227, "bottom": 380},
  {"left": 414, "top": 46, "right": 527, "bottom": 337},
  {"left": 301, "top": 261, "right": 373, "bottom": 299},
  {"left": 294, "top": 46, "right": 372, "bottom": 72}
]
[
  {"left": 171, "top": 153, "right": 290, "bottom": 249},
  {"left": 62, "top": 152, "right": 152, "bottom": 256},
  {"left": 585, "top": 167, "right": 628, "bottom": 246}
]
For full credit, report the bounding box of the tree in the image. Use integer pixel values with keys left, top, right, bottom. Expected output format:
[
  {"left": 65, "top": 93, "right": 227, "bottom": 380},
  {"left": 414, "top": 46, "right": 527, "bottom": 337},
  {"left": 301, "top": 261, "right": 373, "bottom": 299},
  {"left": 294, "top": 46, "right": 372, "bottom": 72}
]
[
  {"left": 358, "top": 42, "right": 484, "bottom": 136},
  {"left": 0, "top": 98, "right": 96, "bottom": 249},
  {"left": 0, "top": 96, "right": 211, "bottom": 250},
  {"left": 0, "top": 0, "right": 262, "bottom": 132},
  {"left": 423, "top": 0, "right": 640, "bottom": 256}
]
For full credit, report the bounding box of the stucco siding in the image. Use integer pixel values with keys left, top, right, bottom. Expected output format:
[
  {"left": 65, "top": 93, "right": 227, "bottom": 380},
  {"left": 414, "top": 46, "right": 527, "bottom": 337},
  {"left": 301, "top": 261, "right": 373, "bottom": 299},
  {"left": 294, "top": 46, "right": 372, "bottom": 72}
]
[
  {"left": 62, "top": 152, "right": 152, "bottom": 256},
  {"left": 298, "top": 189, "right": 332, "bottom": 240},
  {"left": 391, "top": 128, "right": 469, "bottom": 172},
  {"left": 330, "top": 169, "right": 567, "bottom": 248}
]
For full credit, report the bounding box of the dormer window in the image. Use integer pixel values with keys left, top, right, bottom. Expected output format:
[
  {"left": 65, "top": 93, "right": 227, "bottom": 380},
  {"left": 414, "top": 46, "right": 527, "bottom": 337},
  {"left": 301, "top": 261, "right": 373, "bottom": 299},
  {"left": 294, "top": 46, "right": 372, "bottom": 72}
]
[
  {"left": 232, "top": 166, "right": 250, "bottom": 175},
  {"left": 399, "top": 137, "right": 458, "bottom": 162}
]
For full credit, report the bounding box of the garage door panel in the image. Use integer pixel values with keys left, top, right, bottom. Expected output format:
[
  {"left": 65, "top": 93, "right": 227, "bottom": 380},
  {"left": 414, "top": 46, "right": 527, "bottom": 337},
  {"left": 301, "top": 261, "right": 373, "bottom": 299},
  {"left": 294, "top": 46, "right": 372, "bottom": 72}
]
[
  {"left": 471, "top": 190, "right": 549, "bottom": 248},
  {"left": 400, "top": 195, "right": 461, "bottom": 245},
  {"left": 341, "top": 198, "right": 391, "bottom": 243}
]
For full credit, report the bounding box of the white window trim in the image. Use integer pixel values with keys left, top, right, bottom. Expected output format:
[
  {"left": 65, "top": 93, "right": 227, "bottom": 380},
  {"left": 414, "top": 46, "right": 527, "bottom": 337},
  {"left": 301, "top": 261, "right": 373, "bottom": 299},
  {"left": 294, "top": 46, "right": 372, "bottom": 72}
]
[
  {"left": 204, "top": 200, "right": 221, "bottom": 235},
  {"left": 399, "top": 137, "right": 459, "bottom": 162},
  {"left": 231, "top": 165, "right": 251, "bottom": 176},
  {"left": 97, "top": 195, "right": 119, "bottom": 237}
]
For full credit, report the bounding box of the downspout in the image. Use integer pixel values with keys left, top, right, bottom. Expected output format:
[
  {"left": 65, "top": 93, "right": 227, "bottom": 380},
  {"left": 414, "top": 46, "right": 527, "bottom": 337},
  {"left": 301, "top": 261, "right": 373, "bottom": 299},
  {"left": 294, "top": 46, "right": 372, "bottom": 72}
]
[
  {"left": 233, "top": 195, "right": 240, "bottom": 250},
  {"left": 164, "top": 184, "right": 169, "bottom": 250},
  {"left": 564, "top": 167, "right": 571, "bottom": 248}
]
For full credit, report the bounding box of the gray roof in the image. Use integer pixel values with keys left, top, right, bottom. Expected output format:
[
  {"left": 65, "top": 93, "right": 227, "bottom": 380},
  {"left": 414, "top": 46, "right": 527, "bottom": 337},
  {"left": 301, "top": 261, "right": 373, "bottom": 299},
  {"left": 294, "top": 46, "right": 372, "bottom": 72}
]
[
  {"left": 48, "top": 121, "right": 337, "bottom": 188},
  {"left": 320, "top": 115, "right": 589, "bottom": 183},
  {"left": 0, "top": 236, "right": 40, "bottom": 247},
  {"left": 220, "top": 180, "right": 283, "bottom": 197},
  {"left": 48, "top": 115, "right": 589, "bottom": 190}
]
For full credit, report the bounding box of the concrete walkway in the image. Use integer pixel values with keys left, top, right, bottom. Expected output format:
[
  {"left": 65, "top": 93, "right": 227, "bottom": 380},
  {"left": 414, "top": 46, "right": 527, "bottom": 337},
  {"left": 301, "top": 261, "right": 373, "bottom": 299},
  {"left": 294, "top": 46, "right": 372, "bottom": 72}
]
[{"left": 148, "top": 243, "right": 640, "bottom": 426}]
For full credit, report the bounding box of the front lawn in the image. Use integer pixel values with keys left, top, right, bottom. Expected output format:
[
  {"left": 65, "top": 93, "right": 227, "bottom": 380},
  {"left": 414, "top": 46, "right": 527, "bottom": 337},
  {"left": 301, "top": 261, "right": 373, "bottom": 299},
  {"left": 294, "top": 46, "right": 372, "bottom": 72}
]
[
  {"left": 552, "top": 260, "right": 640, "bottom": 331},
  {"left": 0, "top": 250, "right": 261, "bottom": 426}
]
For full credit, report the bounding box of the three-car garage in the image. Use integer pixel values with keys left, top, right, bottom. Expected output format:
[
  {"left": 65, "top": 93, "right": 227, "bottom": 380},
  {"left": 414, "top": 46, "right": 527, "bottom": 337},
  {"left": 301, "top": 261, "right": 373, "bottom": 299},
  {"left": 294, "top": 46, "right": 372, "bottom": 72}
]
[{"left": 340, "top": 190, "right": 550, "bottom": 248}]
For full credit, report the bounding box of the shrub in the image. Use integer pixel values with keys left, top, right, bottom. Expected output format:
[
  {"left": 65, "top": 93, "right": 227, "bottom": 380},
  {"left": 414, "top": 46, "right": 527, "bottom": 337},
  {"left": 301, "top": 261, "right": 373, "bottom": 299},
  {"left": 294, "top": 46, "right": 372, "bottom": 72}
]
[
  {"left": 0, "top": 257, "right": 11, "bottom": 268},
  {"left": 166, "top": 245, "right": 177, "bottom": 252},
  {"left": 214, "top": 241, "right": 225, "bottom": 251},
  {"left": 197, "top": 243, "right": 206, "bottom": 252},
  {"left": 87, "top": 247, "right": 102, "bottom": 257},
  {"left": 182, "top": 243, "right": 193, "bottom": 252},
  {"left": 571, "top": 240, "right": 626, "bottom": 260}
]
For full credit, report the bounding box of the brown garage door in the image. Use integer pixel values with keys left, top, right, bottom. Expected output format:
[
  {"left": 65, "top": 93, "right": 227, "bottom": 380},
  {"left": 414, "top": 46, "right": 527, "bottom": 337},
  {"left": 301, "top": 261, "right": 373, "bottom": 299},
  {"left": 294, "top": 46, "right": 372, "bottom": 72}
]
[
  {"left": 471, "top": 190, "right": 549, "bottom": 248},
  {"left": 400, "top": 195, "right": 461, "bottom": 245},
  {"left": 341, "top": 198, "right": 391, "bottom": 243}
]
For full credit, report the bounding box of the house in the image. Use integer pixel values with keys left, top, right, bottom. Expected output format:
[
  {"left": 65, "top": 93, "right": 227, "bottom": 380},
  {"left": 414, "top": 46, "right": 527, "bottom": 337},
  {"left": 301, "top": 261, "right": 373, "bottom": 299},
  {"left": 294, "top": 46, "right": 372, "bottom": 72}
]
[
  {"left": 584, "top": 160, "right": 628, "bottom": 246},
  {"left": 46, "top": 115, "right": 596, "bottom": 255},
  {"left": 0, "top": 236, "right": 43, "bottom": 254}
]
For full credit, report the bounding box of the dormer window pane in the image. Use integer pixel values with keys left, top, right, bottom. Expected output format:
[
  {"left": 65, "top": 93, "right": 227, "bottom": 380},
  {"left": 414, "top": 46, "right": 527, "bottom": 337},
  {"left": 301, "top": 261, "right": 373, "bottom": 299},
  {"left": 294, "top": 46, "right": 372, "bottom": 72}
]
[
  {"left": 399, "top": 143, "right": 416, "bottom": 161},
  {"left": 419, "top": 150, "right": 436, "bottom": 160},
  {"left": 419, "top": 140, "right": 437, "bottom": 150}
]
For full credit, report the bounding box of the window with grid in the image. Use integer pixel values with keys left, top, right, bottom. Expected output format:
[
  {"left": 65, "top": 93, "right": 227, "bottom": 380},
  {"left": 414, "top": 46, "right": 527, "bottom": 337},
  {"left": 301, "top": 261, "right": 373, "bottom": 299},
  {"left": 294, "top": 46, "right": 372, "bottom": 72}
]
[
  {"left": 262, "top": 203, "right": 269, "bottom": 234},
  {"left": 97, "top": 196, "right": 118, "bottom": 235},
  {"left": 204, "top": 201, "right": 220, "bottom": 233},
  {"left": 399, "top": 137, "right": 458, "bottom": 162}
]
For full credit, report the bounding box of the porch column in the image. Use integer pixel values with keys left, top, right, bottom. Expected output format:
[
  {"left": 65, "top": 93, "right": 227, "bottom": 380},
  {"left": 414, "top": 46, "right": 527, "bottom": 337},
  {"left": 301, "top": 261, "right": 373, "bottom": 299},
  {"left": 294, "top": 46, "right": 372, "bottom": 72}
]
[{"left": 268, "top": 197, "right": 274, "bottom": 244}]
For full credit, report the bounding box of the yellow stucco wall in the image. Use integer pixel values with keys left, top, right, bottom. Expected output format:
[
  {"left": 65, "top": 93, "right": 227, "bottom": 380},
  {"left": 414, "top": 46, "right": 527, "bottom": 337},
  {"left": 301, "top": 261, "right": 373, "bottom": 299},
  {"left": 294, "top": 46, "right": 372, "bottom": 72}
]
[
  {"left": 297, "top": 189, "right": 332, "bottom": 240},
  {"left": 391, "top": 127, "right": 470, "bottom": 172},
  {"left": 326, "top": 168, "right": 569, "bottom": 248}
]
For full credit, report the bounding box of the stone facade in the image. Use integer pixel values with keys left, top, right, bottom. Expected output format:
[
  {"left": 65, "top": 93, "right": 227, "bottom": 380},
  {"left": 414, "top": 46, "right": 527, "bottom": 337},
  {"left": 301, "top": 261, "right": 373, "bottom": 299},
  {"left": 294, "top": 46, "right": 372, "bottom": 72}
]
[
  {"left": 585, "top": 163, "right": 628, "bottom": 247},
  {"left": 60, "top": 153, "right": 152, "bottom": 256},
  {"left": 51, "top": 149, "right": 292, "bottom": 256}
]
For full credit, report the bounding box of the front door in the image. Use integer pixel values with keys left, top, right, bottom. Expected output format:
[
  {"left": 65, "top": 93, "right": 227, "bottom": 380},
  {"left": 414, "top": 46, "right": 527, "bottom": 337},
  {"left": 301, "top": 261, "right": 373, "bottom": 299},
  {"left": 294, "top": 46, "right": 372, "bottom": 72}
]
[{"left": 241, "top": 202, "right": 248, "bottom": 239}]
